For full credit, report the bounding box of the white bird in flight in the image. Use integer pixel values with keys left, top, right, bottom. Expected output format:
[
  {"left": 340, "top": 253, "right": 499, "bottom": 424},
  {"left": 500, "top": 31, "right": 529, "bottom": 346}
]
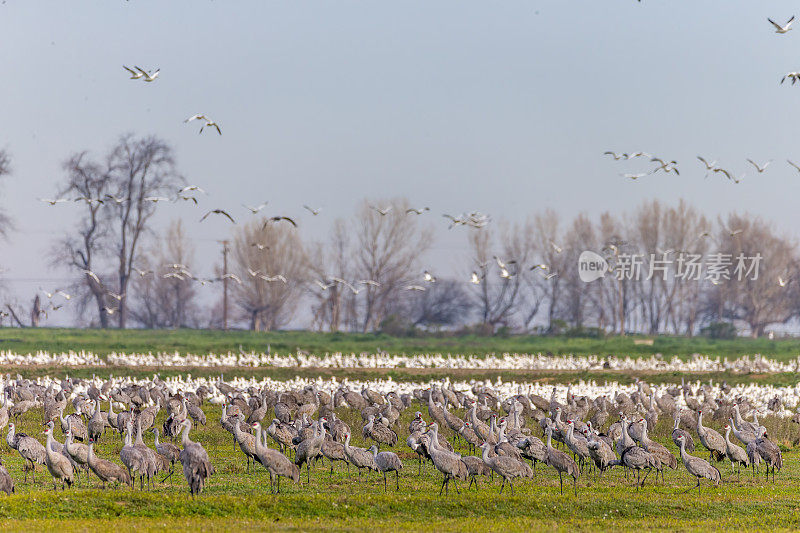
[
  {"left": 39, "top": 198, "right": 69, "bottom": 205},
  {"left": 470, "top": 271, "right": 482, "bottom": 284},
  {"left": 123, "top": 65, "right": 144, "bottom": 79},
  {"left": 788, "top": 160, "right": 800, "bottom": 173},
  {"left": 243, "top": 202, "right": 268, "bottom": 214},
  {"left": 405, "top": 285, "right": 426, "bottom": 291},
  {"left": 406, "top": 207, "right": 430, "bottom": 215},
  {"left": 135, "top": 66, "right": 159, "bottom": 82},
  {"left": 185, "top": 114, "right": 221, "bottom": 135},
  {"left": 746, "top": 159, "right": 771, "bottom": 173},
  {"left": 423, "top": 271, "right": 436, "bottom": 283},
  {"left": 222, "top": 273, "right": 242, "bottom": 284},
  {"left": 696, "top": 156, "right": 717, "bottom": 170},
  {"left": 651, "top": 157, "right": 679, "bottom": 175},
  {"left": 768, "top": 16, "right": 795, "bottom": 33},
  {"left": 370, "top": 205, "right": 392, "bottom": 216},
  {"left": 781, "top": 72, "right": 800, "bottom": 85},
  {"left": 303, "top": 205, "right": 321, "bottom": 216}
]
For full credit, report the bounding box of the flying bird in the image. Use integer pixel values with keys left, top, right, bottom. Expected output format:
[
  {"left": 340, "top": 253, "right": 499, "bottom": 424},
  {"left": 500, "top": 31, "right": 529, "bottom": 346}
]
[
  {"left": 712, "top": 167, "right": 744, "bottom": 183},
  {"left": 184, "top": 114, "right": 221, "bottom": 135},
  {"left": 56, "top": 290, "right": 71, "bottom": 300},
  {"left": 250, "top": 243, "right": 269, "bottom": 250},
  {"left": 405, "top": 285, "right": 426, "bottom": 291},
  {"left": 176, "top": 195, "right": 198, "bottom": 204},
  {"left": 262, "top": 216, "right": 297, "bottom": 229},
  {"left": 621, "top": 173, "right": 650, "bottom": 180},
  {"left": 242, "top": 202, "right": 268, "bottom": 214},
  {"left": 779, "top": 276, "right": 788, "bottom": 287},
  {"left": 370, "top": 205, "right": 392, "bottom": 216},
  {"left": 133, "top": 268, "right": 153, "bottom": 277},
  {"left": 768, "top": 16, "right": 795, "bottom": 33},
  {"left": 179, "top": 185, "right": 206, "bottom": 194},
  {"left": 314, "top": 279, "right": 335, "bottom": 290},
  {"left": 550, "top": 241, "right": 563, "bottom": 254},
  {"left": 143, "top": 196, "right": 170, "bottom": 203},
  {"left": 788, "top": 160, "right": 800, "bottom": 173},
  {"left": 358, "top": 279, "right": 381, "bottom": 287},
  {"left": 696, "top": 156, "right": 717, "bottom": 170},
  {"left": 781, "top": 72, "right": 800, "bottom": 85},
  {"left": 746, "top": 159, "right": 771, "bottom": 173},
  {"left": 260, "top": 274, "right": 287, "bottom": 283},
  {"left": 303, "top": 205, "right": 321, "bottom": 216},
  {"left": 222, "top": 273, "right": 242, "bottom": 284},
  {"left": 603, "top": 151, "right": 628, "bottom": 160},
  {"left": 82, "top": 270, "right": 101, "bottom": 285},
  {"left": 38, "top": 198, "right": 69, "bottom": 205},
  {"left": 123, "top": 65, "right": 144, "bottom": 79},
  {"left": 651, "top": 157, "right": 680, "bottom": 175},
  {"left": 200, "top": 209, "right": 236, "bottom": 224},
  {"left": 134, "top": 66, "right": 159, "bottom": 82},
  {"left": 423, "top": 271, "right": 436, "bottom": 283},
  {"left": 406, "top": 207, "right": 430, "bottom": 215},
  {"left": 470, "top": 271, "right": 482, "bottom": 284}
]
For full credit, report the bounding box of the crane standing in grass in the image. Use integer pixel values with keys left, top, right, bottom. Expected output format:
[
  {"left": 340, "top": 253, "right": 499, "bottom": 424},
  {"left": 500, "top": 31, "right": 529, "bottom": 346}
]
[
  {"left": 370, "top": 445, "right": 403, "bottom": 491},
  {"left": 178, "top": 419, "right": 215, "bottom": 497},
  {"left": 676, "top": 434, "right": 721, "bottom": 493}
]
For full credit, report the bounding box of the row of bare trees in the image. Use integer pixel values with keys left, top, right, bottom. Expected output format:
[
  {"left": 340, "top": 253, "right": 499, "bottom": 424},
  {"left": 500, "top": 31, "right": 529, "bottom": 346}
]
[{"left": 25, "top": 135, "right": 800, "bottom": 336}]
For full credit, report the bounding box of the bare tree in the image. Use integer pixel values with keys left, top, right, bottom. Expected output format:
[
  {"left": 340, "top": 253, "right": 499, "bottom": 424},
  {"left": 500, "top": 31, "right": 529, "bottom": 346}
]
[
  {"left": 105, "top": 134, "right": 184, "bottom": 328},
  {"left": 52, "top": 152, "right": 113, "bottom": 327},
  {"left": 308, "top": 219, "right": 351, "bottom": 332},
  {"left": 352, "top": 198, "right": 432, "bottom": 332},
  {"left": 231, "top": 218, "right": 308, "bottom": 331},
  {"left": 130, "top": 220, "right": 199, "bottom": 328},
  {"left": 403, "top": 279, "right": 472, "bottom": 329}
]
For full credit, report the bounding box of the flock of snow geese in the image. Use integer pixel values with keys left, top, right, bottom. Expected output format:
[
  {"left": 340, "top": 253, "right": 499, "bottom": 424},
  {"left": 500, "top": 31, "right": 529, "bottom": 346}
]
[
  {"left": 609, "top": 15, "right": 800, "bottom": 184},
  {"left": 0, "top": 374, "right": 792, "bottom": 497}
]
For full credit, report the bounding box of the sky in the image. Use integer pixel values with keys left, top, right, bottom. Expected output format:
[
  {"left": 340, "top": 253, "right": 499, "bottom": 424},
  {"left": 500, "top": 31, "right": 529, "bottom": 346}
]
[{"left": 1, "top": 1, "right": 799, "bottom": 326}]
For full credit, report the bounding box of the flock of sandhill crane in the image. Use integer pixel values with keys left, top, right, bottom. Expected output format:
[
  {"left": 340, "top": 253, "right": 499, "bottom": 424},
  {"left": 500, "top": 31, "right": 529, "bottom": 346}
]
[{"left": 0, "top": 375, "right": 786, "bottom": 498}]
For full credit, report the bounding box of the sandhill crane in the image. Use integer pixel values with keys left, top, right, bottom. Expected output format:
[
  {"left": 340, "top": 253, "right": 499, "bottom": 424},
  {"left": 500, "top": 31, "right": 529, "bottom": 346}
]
[
  {"left": 564, "top": 420, "right": 591, "bottom": 472},
  {"left": 0, "top": 456, "right": 13, "bottom": 494},
  {"left": 460, "top": 454, "right": 491, "bottom": 489},
  {"left": 676, "top": 435, "right": 721, "bottom": 494},
  {"left": 295, "top": 418, "right": 326, "bottom": 483},
  {"left": 232, "top": 412, "right": 262, "bottom": 473},
  {"left": 64, "top": 429, "right": 91, "bottom": 483},
  {"left": 152, "top": 428, "right": 181, "bottom": 482},
  {"left": 544, "top": 426, "right": 579, "bottom": 495},
  {"left": 672, "top": 412, "right": 695, "bottom": 452},
  {"left": 617, "top": 444, "right": 660, "bottom": 488},
  {"left": 321, "top": 436, "right": 347, "bottom": 476},
  {"left": 370, "top": 445, "right": 403, "bottom": 491},
  {"left": 87, "top": 438, "right": 131, "bottom": 488},
  {"left": 722, "top": 424, "right": 749, "bottom": 479},
  {"left": 343, "top": 431, "right": 377, "bottom": 479},
  {"left": 7, "top": 422, "right": 46, "bottom": 482},
  {"left": 178, "top": 419, "right": 215, "bottom": 496},
  {"left": 638, "top": 418, "right": 677, "bottom": 480},
  {"left": 120, "top": 421, "right": 146, "bottom": 489},
  {"left": 696, "top": 410, "right": 726, "bottom": 462},
  {"left": 87, "top": 399, "right": 106, "bottom": 442},
  {"left": 517, "top": 435, "right": 548, "bottom": 471},
  {"left": 479, "top": 442, "right": 532, "bottom": 494},
  {"left": 44, "top": 422, "right": 74, "bottom": 490},
  {"left": 58, "top": 406, "right": 87, "bottom": 441},
  {"left": 755, "top": 428, "right": 782, "bottom": 482},
  {"left": 252, "top": 422, "right": 299, "bottom": 493},
  {"left": 363, "top": 415, "right": 398, "bottom": 447},
  {"left": 582, "top": 428, "right": 616, "bottom": 477},
  {"left": 421, "top": 425, "right": 468, "bottom": 495}
]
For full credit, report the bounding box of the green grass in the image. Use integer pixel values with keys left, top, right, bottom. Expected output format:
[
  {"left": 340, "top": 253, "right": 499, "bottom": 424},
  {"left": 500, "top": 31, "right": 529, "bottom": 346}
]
[
  {"left": 1, "top": 327, "right": 800, "bottom": 360},
  {"left": 2, "top": 402, "right": 800, "bottom": 531}
]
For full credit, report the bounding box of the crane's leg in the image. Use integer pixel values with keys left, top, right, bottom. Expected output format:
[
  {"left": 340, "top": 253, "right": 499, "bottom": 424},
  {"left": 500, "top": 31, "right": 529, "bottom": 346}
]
[
  {"left": 573, "top": 475, "right": 577, "bottom": 496},
  {"left": 307, "top": 462, "right": 311, "bottom": 484},
  {"left": 559, "top": 471, "right": 563, "bottom": 495},
  {"left": 383, "top": 472, "right": 387, "bottom": 493},
  {"left": 439, "top": 476, "right": 446, "bottom": 496},
  {"left": 396, "top": 470, "right": 399, "bottom": 491},
  {"left": 500, "top": 479, "right": 505, "bottom": 494},
  {"left": 509, "top": 480, "right": 514, "bottom": 495},
  {"left": 453, "top": 478, "right": 460, "bottom": 495}
]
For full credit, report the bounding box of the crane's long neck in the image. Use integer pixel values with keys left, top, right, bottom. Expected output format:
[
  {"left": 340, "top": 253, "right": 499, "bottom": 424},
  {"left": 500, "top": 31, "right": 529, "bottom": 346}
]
[
  {"left": 87, "top": 442, "right": 95, "bottom": 465},
  {"left": 698, "top": 411, "right": 704, "bottom": 430},
  {"left": 253, "top": 425, "right": 262, "bottom": 453},
  {"left": 678, "top": 438, "right": 689, "bottom": 462},
  {"left": 640, "top": 421, "right": 649, "bottom": 444},
  {"left": 180, "top": 423, "right": 191, "bottom": 447},
  {"left": 546, "top": 429, "right": 553, "bottom": 449},
  {"left": 59, "top": 408, "right": 66, "bottom": 424},
  {"left": 481, "top": 444, "right": 491, "bottom": 462},
  {"left": 344, "top": 432, "right": 351, "bottom": 451},
  {"left": 724, "top": 427, "right": 732, "bottom": 446},
  {"left": 153, "top": 430, "right": 160, "bottom": 447}
]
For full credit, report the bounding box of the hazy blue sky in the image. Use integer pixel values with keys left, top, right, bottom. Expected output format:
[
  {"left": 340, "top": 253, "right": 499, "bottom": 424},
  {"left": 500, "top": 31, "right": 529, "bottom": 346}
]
[{"left": 1, "top": 1, "right": 799, "bottom": 325}]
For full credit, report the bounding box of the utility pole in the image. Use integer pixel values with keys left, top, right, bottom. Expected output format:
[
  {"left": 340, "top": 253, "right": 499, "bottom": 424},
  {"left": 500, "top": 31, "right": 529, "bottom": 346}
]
[{"left": 220, "top": 240, "right": 229, "bottom": 330}]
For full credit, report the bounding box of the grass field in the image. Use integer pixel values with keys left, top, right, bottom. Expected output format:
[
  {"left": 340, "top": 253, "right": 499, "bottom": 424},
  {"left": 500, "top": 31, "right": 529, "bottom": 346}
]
[
  {"left": 1, "top": 400, "right": 799, "bottom": 532},
  {"left": 1, "top": 328, "right": 800, "bottom": 359}
]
